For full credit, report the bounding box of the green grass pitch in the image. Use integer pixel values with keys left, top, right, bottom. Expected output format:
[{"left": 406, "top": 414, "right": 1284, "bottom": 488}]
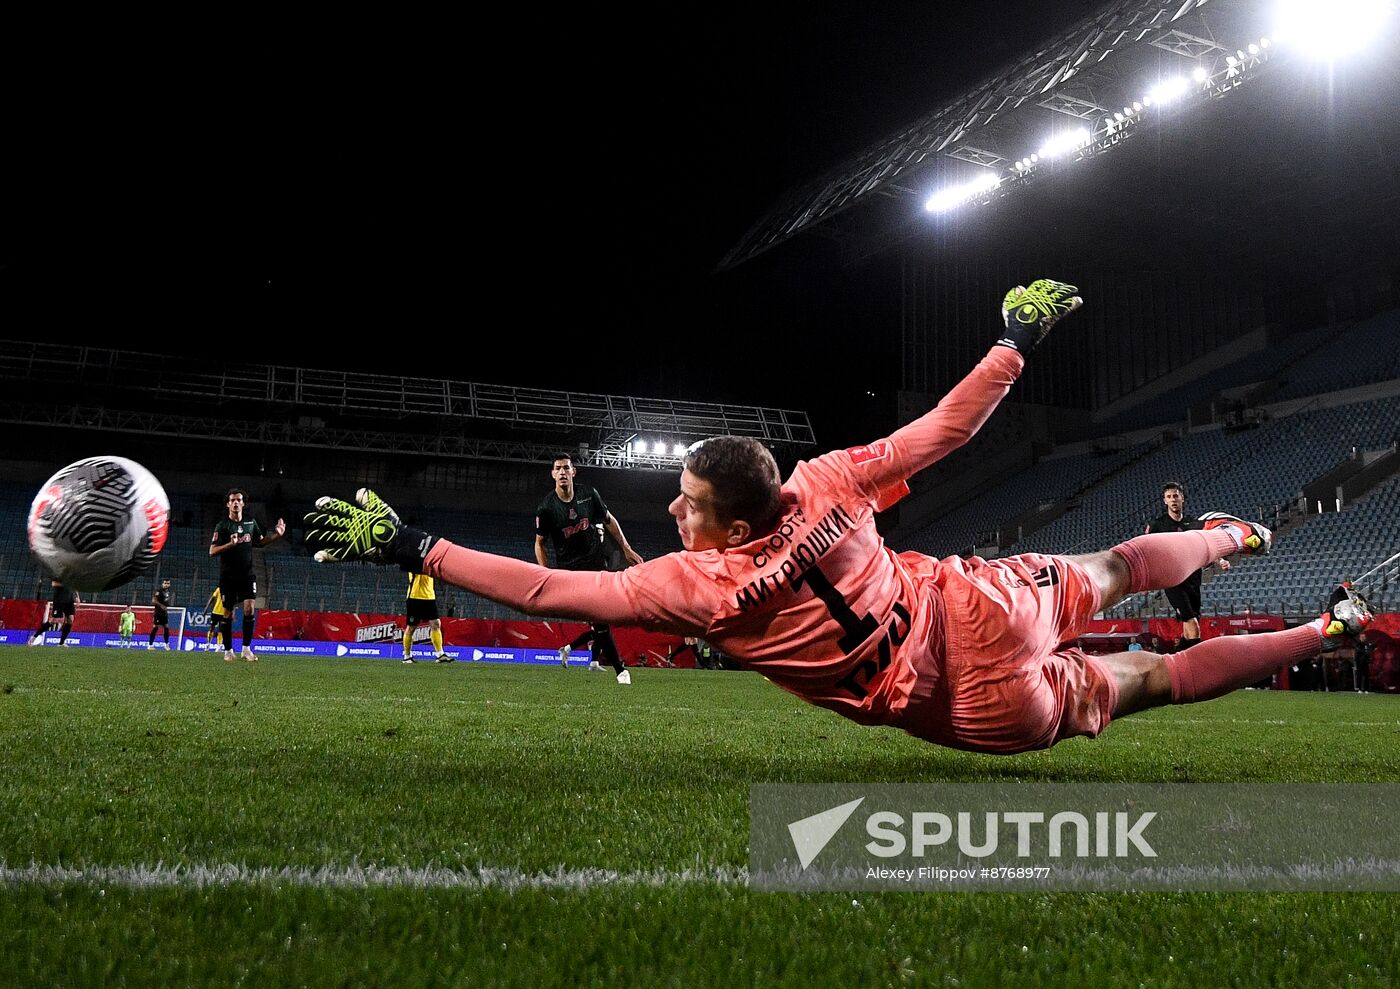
[{"left": 2, "top": 647, "right": 1399, "bottom": 987}]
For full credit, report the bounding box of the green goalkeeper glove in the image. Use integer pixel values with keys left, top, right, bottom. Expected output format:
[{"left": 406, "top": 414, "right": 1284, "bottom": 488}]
[
  {"left": 997, "top": 278, "right": 1083, "bottom": 356},
  {"left": 302, "top": 488, "right": 437, "bottom": 570}
]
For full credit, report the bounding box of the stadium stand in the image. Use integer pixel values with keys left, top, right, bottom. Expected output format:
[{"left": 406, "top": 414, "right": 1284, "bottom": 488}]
[
  {"left": 1095, "top": 324, "right": 1337, "bottom": 435},
  {"left": 1019, "top": 397, "right": 1399, "bottom": 610},
  {"left": 1272, "top": 308, "right": 1400, "bottom": 401},
  {"left": 899, "top": 442, "right": 1149, "bottom": 558}
]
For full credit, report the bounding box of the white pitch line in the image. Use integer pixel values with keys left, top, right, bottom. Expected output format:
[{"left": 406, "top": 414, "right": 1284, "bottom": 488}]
[
  {"left": 10, "top": 859, "right": 1400, "bottom": 892},
  {"left": 0, "top": 862, "right": 749, "bottom": 891},
  {"left": 7, "top": 687, "right": 164, "bottom": 697}
]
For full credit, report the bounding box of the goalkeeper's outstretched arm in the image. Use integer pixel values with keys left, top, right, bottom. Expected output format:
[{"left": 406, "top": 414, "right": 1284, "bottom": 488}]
[
  {"left": 303, "top": 492, "right": 711, "bottom": 632},
  {"left": 846, "top": 279, "right": 1083, "bottom": 492}
]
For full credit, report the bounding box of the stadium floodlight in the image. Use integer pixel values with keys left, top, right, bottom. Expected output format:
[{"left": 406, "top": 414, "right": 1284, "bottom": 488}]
[
  {"left": 1193, "top": 66, "right": 1210, "bottom": 82},
  {"left": 1273, "top": 0, "right": 1396, "bottom": 59},
  {"left": 924, "top": 170, "right": 1001, "bottom": 212},
  {"left": 1249, "top": 43, "right": 1260, "bottom": 54},
  {"left": 653, "top": 440, "right": 670, "bottom": 456},
  {"left": 672, "top": 443, "right": 687, "bottom": 457},
  {"left": 1132, "top": 101, "right": 1143, "bottom": 112},
  {"left": 1148, "top": 77, "right": 1189, "bottom": 105},
  {"left": 1036, "top": 127, "right": 1091, "bottom": 159}
]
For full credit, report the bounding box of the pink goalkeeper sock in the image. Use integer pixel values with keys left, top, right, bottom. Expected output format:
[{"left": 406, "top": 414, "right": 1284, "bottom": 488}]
[
  {"left": 1163, "top": 625, "right": 1322, "bottom": 704},
  {"left": 1110, "top": 530, "right": 1239, "bottom": 594}
]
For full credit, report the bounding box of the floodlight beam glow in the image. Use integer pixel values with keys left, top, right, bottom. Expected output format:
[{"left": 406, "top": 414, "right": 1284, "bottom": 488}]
[
  {"left": 1036, "top": 127, "right": 1091, "bottom": 160},
  {"left": 1149, "top": 76, "right": 1189, "bottom": 104},
  {"left": 924, "top": 171, "right": 1001, "bottom": 212},
  {"left": 1273, "top": 0, "right": 1396, "bottom": 58}
]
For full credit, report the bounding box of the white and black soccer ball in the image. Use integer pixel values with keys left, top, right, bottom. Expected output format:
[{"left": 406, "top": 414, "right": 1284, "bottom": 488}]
[{"left": 27, "top": 456, "right": 170, "bottom": 592}]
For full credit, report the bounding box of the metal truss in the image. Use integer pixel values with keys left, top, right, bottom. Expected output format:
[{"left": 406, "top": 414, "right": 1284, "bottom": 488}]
[
  {"left": 0, "top": 341, "right": 816, "bottom": 451},
  {"left": 1038, "top": 90, "right": 1109, "bottom": 120},
  {"left": 719, "top": 0, "right": 1259, "bottom": 269},
  {"left": 947, "top": 145, "right": 1006, "bottom": 167},
  {"left": 0, "top": 402, "right": 693, "bottom": 471},
  {"left": 1150, "top": 27, "right": 1227, "bottom": 57}
]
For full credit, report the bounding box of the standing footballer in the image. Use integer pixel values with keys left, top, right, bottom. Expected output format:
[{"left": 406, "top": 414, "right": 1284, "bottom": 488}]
[
  {"left": 534, "top": 454, "right": 644, "bottom": 684},
  {"left": 148, "top": 578, "right": 174, "bottom": 650},
  {"left": 209, "top": 489, "right": 284, "bottom": 662}
]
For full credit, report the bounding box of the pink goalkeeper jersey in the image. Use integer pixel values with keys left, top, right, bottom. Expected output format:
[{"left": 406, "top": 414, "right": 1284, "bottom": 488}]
[{"left": 426, "top": 347, "right": 1025, "bottom": 728}]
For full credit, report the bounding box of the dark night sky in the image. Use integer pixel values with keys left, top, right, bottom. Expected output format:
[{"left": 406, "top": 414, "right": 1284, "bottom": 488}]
[{"left": 4, "top": 3, "right": 1093, "bottom": 445}]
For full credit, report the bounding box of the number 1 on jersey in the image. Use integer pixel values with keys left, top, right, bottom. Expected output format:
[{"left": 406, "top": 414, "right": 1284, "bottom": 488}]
[{"left": 792, "top": 566, "right": 879, "bottom": 653}]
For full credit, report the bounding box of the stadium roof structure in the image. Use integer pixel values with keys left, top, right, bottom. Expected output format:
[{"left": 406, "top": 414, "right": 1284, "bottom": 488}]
[
  {"left": 719, "top": 0, "right": 1400, "bottom": 279},
  {"left": 0, "top": 342, "right": 817, "bottom": 470}
]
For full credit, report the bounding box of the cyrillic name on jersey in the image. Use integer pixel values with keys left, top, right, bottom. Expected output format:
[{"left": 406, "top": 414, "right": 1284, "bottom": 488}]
[{"left": 735, "top": 504, "right": 857, "bottom": 612}]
